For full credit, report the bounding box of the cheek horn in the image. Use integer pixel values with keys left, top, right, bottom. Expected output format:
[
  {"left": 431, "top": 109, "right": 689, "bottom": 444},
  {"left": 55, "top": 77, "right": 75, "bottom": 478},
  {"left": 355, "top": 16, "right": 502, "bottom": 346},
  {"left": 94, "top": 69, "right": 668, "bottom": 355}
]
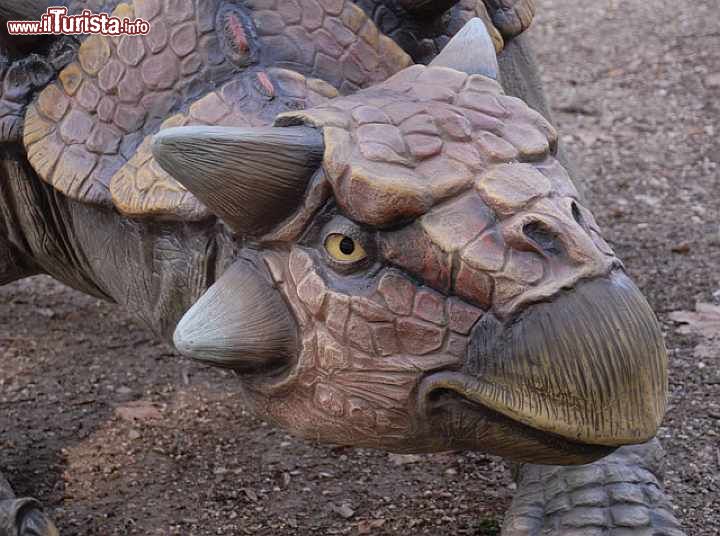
[{"left": 173, "top": 259, "right": 297, "bottom": 372}]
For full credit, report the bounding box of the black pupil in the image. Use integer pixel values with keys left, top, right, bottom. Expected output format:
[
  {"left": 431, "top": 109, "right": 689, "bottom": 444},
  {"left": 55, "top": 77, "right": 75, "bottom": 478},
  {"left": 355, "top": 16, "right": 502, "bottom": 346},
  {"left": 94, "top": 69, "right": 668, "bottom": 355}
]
[{"left": 339, "top": 236, "right": 355, "bottom": 255}]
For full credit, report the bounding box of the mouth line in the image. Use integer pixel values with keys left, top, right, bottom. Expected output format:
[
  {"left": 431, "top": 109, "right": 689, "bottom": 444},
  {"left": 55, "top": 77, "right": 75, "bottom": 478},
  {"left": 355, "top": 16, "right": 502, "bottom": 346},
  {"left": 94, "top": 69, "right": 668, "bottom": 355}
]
[
  {"left": 418, "top": 370, "right": 620, "bottom": 447},
  {"left": 422, "top": 382, "right": 617, "bottom": 461}
]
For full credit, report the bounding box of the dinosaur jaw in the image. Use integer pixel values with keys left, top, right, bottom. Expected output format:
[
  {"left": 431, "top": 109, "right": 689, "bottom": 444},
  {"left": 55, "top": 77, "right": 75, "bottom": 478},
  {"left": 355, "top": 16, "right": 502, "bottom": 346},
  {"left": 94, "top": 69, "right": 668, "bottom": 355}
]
[{"left": 418, "top": 270, "right": 668, "bottom": 464}]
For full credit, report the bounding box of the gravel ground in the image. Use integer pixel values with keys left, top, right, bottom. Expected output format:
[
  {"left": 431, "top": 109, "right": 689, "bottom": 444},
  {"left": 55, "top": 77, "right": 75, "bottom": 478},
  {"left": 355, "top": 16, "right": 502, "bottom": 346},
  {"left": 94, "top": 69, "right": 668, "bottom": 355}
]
[
  {"left": 0, "top": 0, "right": 718, "bottom": 534},
  {"left": 533, "top": 1, "right": 719, "bottom": 533}
]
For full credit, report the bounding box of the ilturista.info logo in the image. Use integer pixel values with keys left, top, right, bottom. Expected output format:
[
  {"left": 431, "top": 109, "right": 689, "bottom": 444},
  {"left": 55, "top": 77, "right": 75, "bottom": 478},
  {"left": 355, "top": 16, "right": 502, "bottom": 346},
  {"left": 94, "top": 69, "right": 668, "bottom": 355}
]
[{"left": 6, "top": 7, "right": 150, "bottom": 36}]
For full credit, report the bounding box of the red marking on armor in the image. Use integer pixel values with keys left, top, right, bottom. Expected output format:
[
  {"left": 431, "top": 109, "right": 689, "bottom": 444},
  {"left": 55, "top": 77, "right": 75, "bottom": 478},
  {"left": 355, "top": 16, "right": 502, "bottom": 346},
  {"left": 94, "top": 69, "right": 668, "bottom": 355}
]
[
  {"left": 225, "top": 13, "right": 249, "bottom": 54},
  {"left": 256, "top": 72, "right": 275, "bottom": 97}
]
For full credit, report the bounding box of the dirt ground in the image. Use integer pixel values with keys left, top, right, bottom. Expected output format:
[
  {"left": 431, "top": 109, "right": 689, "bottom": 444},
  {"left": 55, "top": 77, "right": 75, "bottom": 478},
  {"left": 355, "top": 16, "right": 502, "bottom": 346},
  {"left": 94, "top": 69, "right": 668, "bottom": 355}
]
[{"left": 1, "top": 0, "right": 718, "bottom": 534}]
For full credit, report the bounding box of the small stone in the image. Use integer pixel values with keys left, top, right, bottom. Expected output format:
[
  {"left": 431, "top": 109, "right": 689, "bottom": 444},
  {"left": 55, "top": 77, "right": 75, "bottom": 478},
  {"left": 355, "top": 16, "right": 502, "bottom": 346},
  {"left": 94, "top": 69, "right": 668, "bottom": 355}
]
[
  {"left": 388, "top": 454, "right": 423, "bottom": 465},
  {"left": 332, "top": 503, "right": 355, "bottom": 519},
  {"left": 706, "top": 73, "right": 720, "bottom": 88},
  {"left": 115, "top": 400, "right": 162, "bottom": 422}
]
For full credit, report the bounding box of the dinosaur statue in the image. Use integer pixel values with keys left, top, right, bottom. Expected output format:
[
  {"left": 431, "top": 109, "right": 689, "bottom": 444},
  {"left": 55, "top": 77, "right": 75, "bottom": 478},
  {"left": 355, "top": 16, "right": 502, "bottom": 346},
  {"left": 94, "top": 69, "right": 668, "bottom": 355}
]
[{"left": 0, "top": 0, "right": 685, "bottom": 534}]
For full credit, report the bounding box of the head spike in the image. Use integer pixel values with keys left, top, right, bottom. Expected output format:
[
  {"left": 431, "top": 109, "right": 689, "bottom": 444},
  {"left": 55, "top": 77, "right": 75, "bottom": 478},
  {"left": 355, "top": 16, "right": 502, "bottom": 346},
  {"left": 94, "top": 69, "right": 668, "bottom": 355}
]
[
  {"left": 429, "top": 18, "right": 499, "bottom": 79},
  {"left": 173, "top": 260, "right": 297, "bottom": 371},
  {"left": 152, "top": 126, "right": 324, "bottom": 236}
]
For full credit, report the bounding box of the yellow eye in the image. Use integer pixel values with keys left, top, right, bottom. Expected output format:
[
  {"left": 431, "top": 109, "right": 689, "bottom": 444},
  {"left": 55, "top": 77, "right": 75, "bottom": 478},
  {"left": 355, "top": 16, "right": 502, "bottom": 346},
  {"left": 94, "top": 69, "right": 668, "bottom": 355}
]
[{"left": 324, "top": 234, "right": 367, "bottom": 263}]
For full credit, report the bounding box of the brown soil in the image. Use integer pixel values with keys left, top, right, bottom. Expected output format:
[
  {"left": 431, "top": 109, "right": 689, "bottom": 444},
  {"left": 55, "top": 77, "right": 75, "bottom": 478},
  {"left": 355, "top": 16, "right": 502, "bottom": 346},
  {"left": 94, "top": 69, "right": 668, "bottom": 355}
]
[{"left": 1, "top": 0, "right": 718, "bottom": 534}]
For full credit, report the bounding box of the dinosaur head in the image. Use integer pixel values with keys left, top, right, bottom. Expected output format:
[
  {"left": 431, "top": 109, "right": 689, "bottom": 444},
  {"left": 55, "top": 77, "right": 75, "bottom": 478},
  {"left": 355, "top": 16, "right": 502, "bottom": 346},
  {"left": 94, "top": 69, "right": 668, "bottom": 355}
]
[{"left": 153, "top": 20, "right": 667, "bottom": 465}]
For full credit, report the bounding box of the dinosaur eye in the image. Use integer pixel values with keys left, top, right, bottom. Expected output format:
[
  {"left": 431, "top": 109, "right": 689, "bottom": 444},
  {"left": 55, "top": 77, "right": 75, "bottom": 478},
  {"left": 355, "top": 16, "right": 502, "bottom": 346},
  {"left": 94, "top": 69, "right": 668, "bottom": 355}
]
[{"left": 325, "top": 234, "right": 367, "bottom": 263}]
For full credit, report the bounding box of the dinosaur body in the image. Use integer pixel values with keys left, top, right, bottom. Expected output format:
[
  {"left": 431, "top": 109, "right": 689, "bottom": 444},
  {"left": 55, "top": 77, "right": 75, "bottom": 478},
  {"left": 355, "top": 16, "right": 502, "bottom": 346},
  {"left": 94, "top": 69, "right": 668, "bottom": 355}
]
[
  {"left": 0, "top": 1, "right": 684, "bottom": 534},
  {"left": 0, "top": 0, "right": 533, "bottom": 337}
]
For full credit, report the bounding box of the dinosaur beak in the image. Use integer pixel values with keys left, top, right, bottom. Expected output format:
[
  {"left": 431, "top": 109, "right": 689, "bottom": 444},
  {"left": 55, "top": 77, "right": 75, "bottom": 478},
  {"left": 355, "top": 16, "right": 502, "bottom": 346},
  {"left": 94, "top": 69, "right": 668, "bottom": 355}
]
[{"left": 419, "top": 270, "right": 668, "bottom": 464}]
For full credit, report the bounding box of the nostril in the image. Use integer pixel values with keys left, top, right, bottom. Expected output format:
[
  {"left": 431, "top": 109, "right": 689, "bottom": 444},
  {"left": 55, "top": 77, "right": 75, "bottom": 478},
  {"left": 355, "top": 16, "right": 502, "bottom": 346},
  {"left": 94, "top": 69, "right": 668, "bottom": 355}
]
[
  {"left": 523, "top": 221, "right": 563, "bottom": 256},
  {"left": 571, "top": 201, "right": 584, "bottom": 226}
]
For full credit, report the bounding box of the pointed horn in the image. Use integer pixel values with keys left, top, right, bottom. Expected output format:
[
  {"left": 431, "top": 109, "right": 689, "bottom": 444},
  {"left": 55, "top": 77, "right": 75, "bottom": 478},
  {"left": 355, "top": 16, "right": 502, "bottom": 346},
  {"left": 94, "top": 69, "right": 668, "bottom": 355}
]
[
  {"left": 174, "top": 259, "right": 297, "bottom": 371},
  {"left": 152, "top": 126, "right": 324, "bottom": 236},
  {"left": 0, "top": 0, "right": 62, "bottom": 21},
  {"left": 398, "top": 0, "right": 459, "bottom": 16},
  {"left": 429, "top": 18, "right": 499, "bottom": 79}
]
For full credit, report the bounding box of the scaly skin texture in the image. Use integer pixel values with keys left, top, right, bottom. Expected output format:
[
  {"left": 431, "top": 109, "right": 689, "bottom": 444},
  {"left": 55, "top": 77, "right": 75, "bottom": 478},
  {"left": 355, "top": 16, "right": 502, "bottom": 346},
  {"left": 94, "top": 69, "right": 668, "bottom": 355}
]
[
  {"left": 0, "top": 1, "right": 679, "bottom": 534},
  {"left": 504, "top": 440, "right": 684, "bottom": 536},
  {"left": 227, "top": 65, "right": 664, "bottom": 461},
  {"left": 24, "top": 0, "right": 409, "bottom": 216},
  {"left": 354, "top": 0, "right": 503, "bottom": 64}
]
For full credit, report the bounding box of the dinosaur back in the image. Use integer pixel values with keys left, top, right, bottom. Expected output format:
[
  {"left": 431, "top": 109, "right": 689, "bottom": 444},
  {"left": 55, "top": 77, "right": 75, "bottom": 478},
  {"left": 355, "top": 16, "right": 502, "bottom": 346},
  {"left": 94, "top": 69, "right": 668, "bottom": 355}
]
[
  {"left": 20, "top": 0, "right": 533, "bottom": 221},
  {"left": 22, "top": 0, "right": 412, "bottom": 221}
]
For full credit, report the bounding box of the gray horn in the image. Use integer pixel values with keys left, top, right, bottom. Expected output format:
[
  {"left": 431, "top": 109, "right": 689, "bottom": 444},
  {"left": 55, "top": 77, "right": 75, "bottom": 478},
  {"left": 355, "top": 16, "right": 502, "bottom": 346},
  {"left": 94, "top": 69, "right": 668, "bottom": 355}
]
[
  {"left": 152, "top": 125, "right": 324, "bottom": 236},
  {"left": 429, "top": 18, "right": 499, "bottom": 79}
]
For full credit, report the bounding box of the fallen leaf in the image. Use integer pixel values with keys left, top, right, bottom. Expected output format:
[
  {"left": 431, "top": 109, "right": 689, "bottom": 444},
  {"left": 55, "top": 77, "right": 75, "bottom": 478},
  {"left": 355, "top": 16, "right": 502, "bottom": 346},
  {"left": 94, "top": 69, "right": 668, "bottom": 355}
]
[
  {"left": 357, "top": 519, "right": 386, "bottom": 534},
  {"left": 669, "top": 303, "right": 720, "bottom": 338},
  {"left": 115, "top": 400, "right": 162, "bottom": 422},
  {"left": 671, "top": 242, "right": 691, "bottom": 254},
  {"left": 332, "top": 503, "right": 355, "bottom": 519},
  {"left": 242, "top": 488, "right": 258, "bottom": 502},
  {"left": 694, "top": 343, "right": 717, "bottom": 360},
  {"left": 388, "top": 453, "right": 423, "bottom": 466}
]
